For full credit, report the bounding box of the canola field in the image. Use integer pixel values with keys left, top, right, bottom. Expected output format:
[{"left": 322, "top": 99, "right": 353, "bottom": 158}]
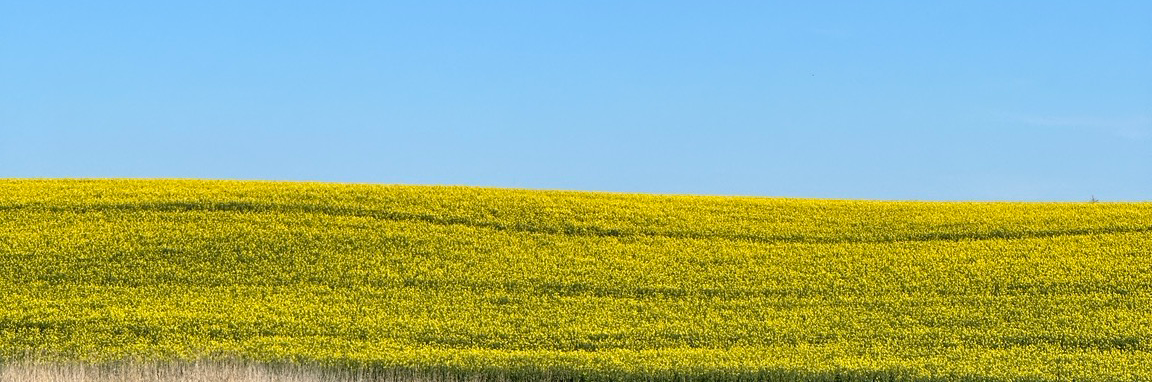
[{"left": 1, "top": 179, "right": 1151, "bottom": 381}]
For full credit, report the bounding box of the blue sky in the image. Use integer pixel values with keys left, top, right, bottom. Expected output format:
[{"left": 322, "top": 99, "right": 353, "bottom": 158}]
[{"left": 2, "top": 1, "right": 1149, "bottom": 200}]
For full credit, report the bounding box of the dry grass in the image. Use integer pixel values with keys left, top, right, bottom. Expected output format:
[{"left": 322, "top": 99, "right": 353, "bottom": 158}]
[{"left": 0, "top": 361, "right": 467, "bottom": 382}]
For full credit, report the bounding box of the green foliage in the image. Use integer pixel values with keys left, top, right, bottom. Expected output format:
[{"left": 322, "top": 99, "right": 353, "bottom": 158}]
[{"left": 1, "top": 179, "right": 1150, "bottom": 381}]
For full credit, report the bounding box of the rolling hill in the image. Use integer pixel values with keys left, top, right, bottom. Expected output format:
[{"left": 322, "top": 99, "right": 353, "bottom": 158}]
[{"left": 1, "top": 179, "right": 1150, "bottom": 381}]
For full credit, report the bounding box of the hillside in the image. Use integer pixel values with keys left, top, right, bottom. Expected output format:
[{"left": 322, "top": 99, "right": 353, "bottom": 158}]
[{"left": 1, "top": 179, "right": 1151, "bottom": 381}]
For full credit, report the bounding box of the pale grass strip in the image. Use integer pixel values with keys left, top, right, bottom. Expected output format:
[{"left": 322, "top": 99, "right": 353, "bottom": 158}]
[{"left": 0, "top": 360, "right": 470, "bottom": 382}]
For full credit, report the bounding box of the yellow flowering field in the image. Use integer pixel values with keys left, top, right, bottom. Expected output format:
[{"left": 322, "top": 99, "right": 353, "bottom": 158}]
[{"left": 1, "top": 179, "right": 1150, "bottom": 381}]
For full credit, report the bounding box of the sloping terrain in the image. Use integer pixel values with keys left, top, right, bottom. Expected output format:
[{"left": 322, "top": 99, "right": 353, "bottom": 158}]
[{"left": 1, "top": 179, "right": 1150, "bottom": 381}]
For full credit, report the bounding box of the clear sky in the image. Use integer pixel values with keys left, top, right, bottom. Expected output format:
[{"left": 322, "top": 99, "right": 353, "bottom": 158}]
[{"left": 2, "top": 1, "right": 1149, "bottom": 200}]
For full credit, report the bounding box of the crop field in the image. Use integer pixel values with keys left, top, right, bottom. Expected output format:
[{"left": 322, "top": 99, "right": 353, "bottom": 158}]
[{"left": 1, "top": 179, "right": 1150, "bottom": 381}]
